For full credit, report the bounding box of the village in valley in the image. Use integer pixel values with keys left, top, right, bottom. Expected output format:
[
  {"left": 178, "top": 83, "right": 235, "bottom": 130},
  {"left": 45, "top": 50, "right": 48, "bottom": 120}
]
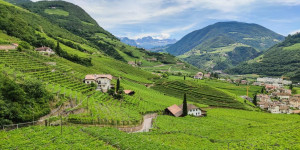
[{"left": 193, "top": 72, "right": 300, "bottom": 114}]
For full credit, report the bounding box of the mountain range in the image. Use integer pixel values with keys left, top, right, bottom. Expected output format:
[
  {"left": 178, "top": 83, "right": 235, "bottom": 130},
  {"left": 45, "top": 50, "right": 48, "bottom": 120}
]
[
  {"left": 228, "top": 33, "right": 300, "bottom": 81},
  {"left": 119, "top": 36, "right": 177, "bottom": 50},
  {"left": 167, "top": 22, "right": 285, "bottom": 71}
]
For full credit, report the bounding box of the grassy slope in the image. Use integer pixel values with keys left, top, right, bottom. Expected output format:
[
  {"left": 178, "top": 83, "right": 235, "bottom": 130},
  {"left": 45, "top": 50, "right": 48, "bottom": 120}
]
[
  {"left": 44, "top": 8, "right": 69, "bottom": 16},
  {"left": 1, "top": 108, "right": 300, "bottom": 149},
  {"left": 18, "top": 0, "right": 198, "bottom": 74},
  {"left": 152, "top": 76, "right": 255, "bottom": 110}
]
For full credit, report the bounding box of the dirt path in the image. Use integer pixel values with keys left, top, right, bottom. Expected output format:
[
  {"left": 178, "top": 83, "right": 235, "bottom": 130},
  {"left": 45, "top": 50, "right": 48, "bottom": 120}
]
[
  {"left": 135, "top": 117, "right": 153, "bottom": 132},
  {"left": 134, "top": 114, "right": 157, "bottom": 133},
  {"left": 168, "top": 66, "right": 172, "bottom": 72}
]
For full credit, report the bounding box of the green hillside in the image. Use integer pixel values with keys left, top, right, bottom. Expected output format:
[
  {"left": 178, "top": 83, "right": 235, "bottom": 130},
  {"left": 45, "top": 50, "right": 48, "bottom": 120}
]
[
  {"left": 152, "top": 77, "right": 255, "bottom": 110},
  {"left": 2, "top": 109, "right": 300, "bottom": 149},
  {"left": 228, "top": 33, "right": 300, "bottom": 82},
  {"left": 0, "top": 1, "right": 299, "bottom": 149},
  {"left": 19, "top": 0, "right": 189, "bottom": 69},
  {"left": 168, "top": 22, "right": 284, "bottom": 71}
]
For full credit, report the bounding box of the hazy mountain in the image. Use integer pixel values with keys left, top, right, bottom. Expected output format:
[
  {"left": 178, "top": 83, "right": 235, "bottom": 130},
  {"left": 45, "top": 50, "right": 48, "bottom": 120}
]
[{"left": 120, "top": 36, "right": 177, "bottom": 49}]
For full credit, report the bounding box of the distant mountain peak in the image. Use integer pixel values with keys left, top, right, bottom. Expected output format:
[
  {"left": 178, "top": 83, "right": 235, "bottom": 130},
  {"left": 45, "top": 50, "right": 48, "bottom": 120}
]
[
  {"left": 167, "top": 21, "right": 285, "bottom": 71},
  {"left": 120, "top": 36, "right": 177, "bottom": 50}
]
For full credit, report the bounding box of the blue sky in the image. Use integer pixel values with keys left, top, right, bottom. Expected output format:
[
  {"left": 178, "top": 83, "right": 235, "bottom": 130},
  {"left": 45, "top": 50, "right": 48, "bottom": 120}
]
[{"left": 34, "top": 0, "right": 300, "bottom": 40}]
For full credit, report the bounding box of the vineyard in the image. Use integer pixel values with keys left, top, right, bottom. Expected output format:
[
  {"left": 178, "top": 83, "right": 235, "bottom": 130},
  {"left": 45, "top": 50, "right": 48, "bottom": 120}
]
[
  {"left": 143, "top": 108, "right": 300, "bottom": 149},
  {"left": 0, "top": 126, "right": 116, "bottom": 149},
  {"left": 152, "top": 79, "right": 249, "bottom": 109},
  {"left": 67, "top": 79, "right": 185, "bottom": 125},
  {"left": 0, "top": 50, "right": 94, "bottom": 95},
  {"left": 1, "top": 109, "right": 300, "bottom": 149}
]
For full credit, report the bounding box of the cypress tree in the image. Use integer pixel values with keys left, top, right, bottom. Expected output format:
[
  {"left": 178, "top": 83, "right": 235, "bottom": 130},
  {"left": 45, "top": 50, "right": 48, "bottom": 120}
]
[
  {"left": 261, "top": 86, "right": 265, "bottom": 94},
  {"left": 184, "top": 76, "right": 186, "bottom": 80},
  {"left": 289, "top": 84, "right": 293, "bottom": 90},
  {"left": 182, "top": 93, "right": 188, "bottom": 117},
  {"left": 55, "top": 41, "right": 62, "bottom": 55},
  {"left": 116, "top": 78, "right": 120, "bottom": 93},
  {"left": 253, "top": 94, "right": 257, "bottom": 106}
]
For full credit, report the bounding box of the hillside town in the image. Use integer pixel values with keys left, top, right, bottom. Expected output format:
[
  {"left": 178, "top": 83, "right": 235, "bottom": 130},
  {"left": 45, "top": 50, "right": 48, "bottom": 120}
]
[{"left": 247, "top": 77, "right": 298, "bottom": 114}]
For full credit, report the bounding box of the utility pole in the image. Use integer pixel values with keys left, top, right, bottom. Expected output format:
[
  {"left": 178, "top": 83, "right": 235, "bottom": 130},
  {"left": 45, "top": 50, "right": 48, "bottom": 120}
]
[{"left": 60, "top": 115, "right": 63, "bottom": 135}]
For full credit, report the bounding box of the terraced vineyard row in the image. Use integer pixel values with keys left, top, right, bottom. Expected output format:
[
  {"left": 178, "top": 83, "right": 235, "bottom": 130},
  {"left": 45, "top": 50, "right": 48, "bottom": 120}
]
[
  {"left": 0, "top": 50, "right": 94, "bottom": 96},
  {"left": 143, "top": 109, "right": 300, "bottom": 149},
  {"left": 0, "top": 126, "right": 116, "bottom": 150},
  {"left": 152, "top": 80, "right": 247, "bottom": 109}
]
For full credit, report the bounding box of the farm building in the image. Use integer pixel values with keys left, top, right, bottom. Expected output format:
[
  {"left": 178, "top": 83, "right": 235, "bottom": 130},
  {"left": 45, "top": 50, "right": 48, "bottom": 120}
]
[
  {"left": 164, "top": 104, "right": 206, "bottom": 117},
  {"left": 0, "top": 43, "right": 18, "bottom": 50},
  {"left": 194, "top": 72, "right": 203, "bottom": 79},
  {"left": 35, "top": 46, "right": 55, "bottom": 55},
  {"left": 123, "top": 90, "right": 135, "bottom": 96},
  {"left": 84, "top": 74, "right": 113, "bottom": 92}
]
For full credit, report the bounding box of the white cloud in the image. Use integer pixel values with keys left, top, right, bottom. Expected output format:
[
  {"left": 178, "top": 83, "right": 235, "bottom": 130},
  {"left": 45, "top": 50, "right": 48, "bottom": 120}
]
[
  {"left": 289, "top": 29, "right": 300, "bottom": 35},
  {"left": 40, "top": 0, "right": 257, "bottom": 29},
  {"left": 31, "top": 0, "right": 300, "bottom": 39},
  {"left": 123, "top": 23, "right": 196, "bottom": 40},
  {"left": 266, "top": 0, "right": 300, "bottom": 6}
]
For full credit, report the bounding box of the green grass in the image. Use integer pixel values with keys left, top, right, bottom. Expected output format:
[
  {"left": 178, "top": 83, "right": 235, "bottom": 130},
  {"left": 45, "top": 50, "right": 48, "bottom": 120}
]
[
  {"left": 0, "top": 30, "right": 22, "bottom": 44},
  {"left": 283, "top": 43, "right": 300, "bottom": 51},
  {"left": 152, "top": 78, "right": 250, "bottom": 109},
  {"left": 81, "top": 21, "right": 95, "bottom": 26},
  {"left": 294, "top": 87, "right": 300, "bottom": 94},
  {"left": 144, "top": 108, "right": 300, "bottom": 149},
  {"left": 2, "top": 109, "right": 300, "bottom": 149},
  {"left": 44, "top": 8, "right": 69, "bottom": 16},
  {"left": 0, "top": 126, "right": 115, "bottom": 149}
]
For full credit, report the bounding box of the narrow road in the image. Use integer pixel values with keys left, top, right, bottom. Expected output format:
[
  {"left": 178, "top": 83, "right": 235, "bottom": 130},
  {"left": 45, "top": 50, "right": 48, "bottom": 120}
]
[
  {"left": 137, "top": 118, "right": 153, "bottom": 132},
  {"left": 134, "top": 114, "right": 157, "bottom": 133}
]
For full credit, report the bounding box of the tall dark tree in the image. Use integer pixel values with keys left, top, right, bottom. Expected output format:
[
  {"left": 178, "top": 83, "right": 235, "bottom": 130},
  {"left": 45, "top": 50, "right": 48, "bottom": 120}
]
[
  {"left": 253, "top": 94, "right": 257, "bottom": 106},
  {"left": 261, "top": 86, "right": 265, "bottom": 94},
  {"left": 184, "top": 76, "right": 186, "bottom": 80},
  {"left": 116, "top": 78, "right": 120, "bottom": 93},
  {"left": 289, "top": 84, "right": 293, "bottom": 90},
  {"left": 182, "top": 93, "right": 188, "bottom": 117}
]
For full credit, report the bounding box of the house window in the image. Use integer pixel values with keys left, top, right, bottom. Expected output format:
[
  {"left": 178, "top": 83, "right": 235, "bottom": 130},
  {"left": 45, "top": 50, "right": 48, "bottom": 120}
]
[{"left": 87, "top": 81, "right": 89, "bottom": 84}]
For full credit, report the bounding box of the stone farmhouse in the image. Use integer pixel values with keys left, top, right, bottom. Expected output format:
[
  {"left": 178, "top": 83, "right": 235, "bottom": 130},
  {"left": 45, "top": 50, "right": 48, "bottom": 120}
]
[
  {"left": 84, "top": 74, "right": 113, "bottom": 92},
  {"left": 164, "top": 104, "right": 207, "bottom": 117},
  {"left": 35, "top": 46, "right": 55, "bottom": 55},
  {"left": 194, "top": 72, "right": 203, "bottom": 79}
]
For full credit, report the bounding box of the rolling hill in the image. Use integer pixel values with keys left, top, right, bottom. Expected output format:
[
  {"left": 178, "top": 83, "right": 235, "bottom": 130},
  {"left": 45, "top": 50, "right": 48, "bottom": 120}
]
[
  {"left": 167, "top": 21, "right": 284, "bottom": 71},
  {"left": 228, "top": 33, "right": 300, "bottom": 82},
  {"left": 1, "top": 0, "right": 195, "bottom": 73}
]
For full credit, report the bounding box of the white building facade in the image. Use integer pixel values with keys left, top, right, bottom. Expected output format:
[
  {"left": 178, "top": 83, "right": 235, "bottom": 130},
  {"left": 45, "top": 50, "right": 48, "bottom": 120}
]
[{"left": 84, "top": 74, "right": 113, "bottom": 92}]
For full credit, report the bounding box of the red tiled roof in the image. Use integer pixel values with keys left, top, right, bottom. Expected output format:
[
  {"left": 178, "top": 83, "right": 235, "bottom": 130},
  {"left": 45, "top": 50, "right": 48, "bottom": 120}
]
[
  {"left": 167, "top": 104, "right": 182, "bottom": 117},
  {"left": 123, "top": 90, "right": 134, "bottom": 94},
  {"left": 279, "top": 105, "right": 289, "bottom": 110},
  {"left": 35, "top": 47, "right": 51, "bottom": 51},
  {"left": 178, "top": 104, "right": 206, "bottom": 112},
  {"left": 85, "top": 74, "right": 113, "bottom": 80}
]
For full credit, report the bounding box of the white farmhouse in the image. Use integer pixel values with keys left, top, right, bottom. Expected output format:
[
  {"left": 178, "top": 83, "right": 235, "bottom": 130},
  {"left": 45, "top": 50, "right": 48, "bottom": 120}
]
[
  {"left": 179, "top": 104, "right": 206, "bottom": 117},
  {"left": 268, "top": 105, "right": 280, "bottom": 114},
  {"left": 164, "top": 104, "right": 207, "bottom": 117},
  {"left": 84, "top": 74, "right": 113, "bottom": 92}
]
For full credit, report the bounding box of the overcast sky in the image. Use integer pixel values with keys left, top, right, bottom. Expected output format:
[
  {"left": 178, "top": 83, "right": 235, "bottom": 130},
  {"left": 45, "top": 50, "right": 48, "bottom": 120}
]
[{"left": 33, "top": 0, "right": 300, "bottom": 40}]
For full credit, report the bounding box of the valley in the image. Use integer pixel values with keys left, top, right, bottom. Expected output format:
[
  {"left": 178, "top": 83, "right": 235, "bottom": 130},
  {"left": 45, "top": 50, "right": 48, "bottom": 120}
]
[{"left": 0, "top": 0, "right": 300, "bottom": 150}]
